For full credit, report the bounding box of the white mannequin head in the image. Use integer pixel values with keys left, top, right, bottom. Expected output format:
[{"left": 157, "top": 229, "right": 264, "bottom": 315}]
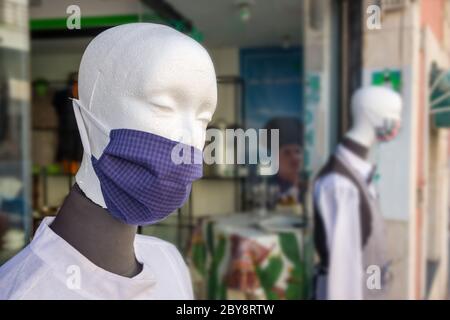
[
  {"left": 345, "top": 86, "right": 402, "bottom": 148},
  {"left": 74, "top": 23, "right": 217, "bottom": 208}
]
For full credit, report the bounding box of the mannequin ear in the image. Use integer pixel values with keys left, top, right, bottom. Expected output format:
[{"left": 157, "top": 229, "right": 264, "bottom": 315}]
[{"left": 72, "top": 98, "right": 92, "bottom": 156}]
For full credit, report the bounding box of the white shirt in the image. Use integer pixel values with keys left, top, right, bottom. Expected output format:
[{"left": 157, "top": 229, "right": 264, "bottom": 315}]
[
  {"left": 313, "top": 145, "right": 376, "bottom": 300},
  {"left": 0, "top": 217, "right": 193, "bottom": 300}
]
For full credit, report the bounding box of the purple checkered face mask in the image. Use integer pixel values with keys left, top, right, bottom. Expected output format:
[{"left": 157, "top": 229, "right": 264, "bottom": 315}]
[{"left": 72, "top": 99, "right": 203, "bottom": 225}]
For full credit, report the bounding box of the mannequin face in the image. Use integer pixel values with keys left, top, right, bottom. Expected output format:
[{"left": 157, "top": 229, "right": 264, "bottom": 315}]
[
  {"left": 364, "top": 89, "right": 402, "bottom": 143},
  {"left": 78, "top": 23, "right": 217, "bottom": 159},
  {"left": 348, "top": 86, "right": 403, "bottom": 146},
  {"left": 75, "top": 23, "right": 217, "bottom": 208}
]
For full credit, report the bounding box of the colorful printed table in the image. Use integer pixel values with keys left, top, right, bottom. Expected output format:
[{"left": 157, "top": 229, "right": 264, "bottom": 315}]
[{"left": 188, "top": 214, "right": 314, "bottom": 300}]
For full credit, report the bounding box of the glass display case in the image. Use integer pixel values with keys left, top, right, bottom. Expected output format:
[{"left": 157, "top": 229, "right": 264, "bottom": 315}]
[{"left": 0, "top": 0, "right": 31, "bottom": 264}]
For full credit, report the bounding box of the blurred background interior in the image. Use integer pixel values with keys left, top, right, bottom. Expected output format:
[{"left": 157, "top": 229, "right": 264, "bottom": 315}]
[{"left": 2, "top": 0, "right": 450, "bottom": 300}]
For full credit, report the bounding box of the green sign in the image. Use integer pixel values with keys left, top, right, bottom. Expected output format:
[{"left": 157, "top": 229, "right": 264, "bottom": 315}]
[{"left": 371, "top": 69, "right": 402, "bottom": 93}]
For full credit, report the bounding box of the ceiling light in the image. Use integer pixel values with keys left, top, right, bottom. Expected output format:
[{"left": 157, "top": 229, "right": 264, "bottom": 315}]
[{"left": 235, "top": 0, "right": 254, "bottom": 23}]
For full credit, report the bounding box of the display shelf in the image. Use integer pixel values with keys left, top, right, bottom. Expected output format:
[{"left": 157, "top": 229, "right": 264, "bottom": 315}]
[{"left": 0, "top": 0, "right": 31, "bottom": 265}]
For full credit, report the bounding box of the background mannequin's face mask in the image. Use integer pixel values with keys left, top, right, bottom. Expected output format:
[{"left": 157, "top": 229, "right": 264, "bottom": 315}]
[
  {"left": 73, "top": 99, "right": 203, "bottom": 225},
  {"left": 375, "top": 118, "right": 401, "bottom": 142}
]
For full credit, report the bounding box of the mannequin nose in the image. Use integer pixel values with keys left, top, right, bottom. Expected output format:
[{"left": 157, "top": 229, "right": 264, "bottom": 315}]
[
  {"left": 178, "top": 122, "right": 205, "bottom": 150},
  {"left": 178, "top": 126, "right": 194, "bottom": 146},
  {"left": 177, "top": 112, "right": 206, "bottom": 149}
]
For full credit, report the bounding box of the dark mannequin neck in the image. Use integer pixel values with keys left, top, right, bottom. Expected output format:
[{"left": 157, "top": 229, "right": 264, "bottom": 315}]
[
  {"left": 341, "top": 137, "right": 370, "bottom": 160},
  {"left": 50, "top": 183, "right": 142, "bottom": 277}
]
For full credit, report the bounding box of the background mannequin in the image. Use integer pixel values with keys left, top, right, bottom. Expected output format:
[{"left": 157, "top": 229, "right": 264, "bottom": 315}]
[
  {"left": 313, "top": 86, "right": 402, "bottom": 300},
  {"left": 0, "top": 23, "right": 217, "bottom": 299}
]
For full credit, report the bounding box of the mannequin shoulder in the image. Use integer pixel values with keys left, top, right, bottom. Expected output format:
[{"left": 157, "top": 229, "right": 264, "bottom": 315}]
[
  {"left": 314, "top": 172, "right": 358, "bottom": 197},
  {"left": 0, "top": 245, "right": 51, "bottom": 299}
]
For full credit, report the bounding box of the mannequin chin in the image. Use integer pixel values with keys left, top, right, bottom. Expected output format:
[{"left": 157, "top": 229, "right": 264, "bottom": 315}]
[
  {"left": 74, "top": 23, "right": 217, "bottom": 209},
  {"left": 345, "top": 86, "right": 402, "bottom": 149}
]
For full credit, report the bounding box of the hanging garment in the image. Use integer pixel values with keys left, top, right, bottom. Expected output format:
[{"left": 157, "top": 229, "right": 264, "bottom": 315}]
[
  {"left": 0, "top": 217, "right": 193, "bottom": 299},
  {"left": 52, "top": 88, "right": 83, "bottom": 162},
  {"left": 313, "top": 145, "right": 391, "bottom": 300},
  {"left": 0, "top": 80, "right": 9, "bottom": 143}
]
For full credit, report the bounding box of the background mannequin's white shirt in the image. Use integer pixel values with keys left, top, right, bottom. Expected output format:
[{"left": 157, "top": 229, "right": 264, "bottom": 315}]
[
  {"left": 0, "top": 217, "right": 193, "bottom": 300},
  {"left": 314, "top": 145, "right": 377, "bottom": 300}
]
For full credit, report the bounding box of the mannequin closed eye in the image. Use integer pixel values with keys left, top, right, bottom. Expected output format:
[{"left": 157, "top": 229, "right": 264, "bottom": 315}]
[
  {"left": 150, "top": 101, "right": 212, "bottom": 124},
  {"left": 150, "top": 100, "right": 176, "bottom": 113},
  {"left": 148, "top": 90, "right": 187, "bottom": 111}
]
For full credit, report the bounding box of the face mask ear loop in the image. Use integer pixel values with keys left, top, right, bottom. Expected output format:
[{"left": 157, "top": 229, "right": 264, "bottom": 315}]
[
  {"left": 72, "top": 98, "right": 93, "bottom": 156},
  {"left": 71, "top": 98, "right": 109, "bottom": 134}
]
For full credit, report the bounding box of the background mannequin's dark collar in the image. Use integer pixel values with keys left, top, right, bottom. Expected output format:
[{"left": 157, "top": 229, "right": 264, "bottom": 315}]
[{"left": 341, "top": 137, "right": 369, "bottom": 159}]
